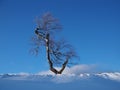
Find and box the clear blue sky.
[0,0,120,73]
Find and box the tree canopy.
[31,12,78,74]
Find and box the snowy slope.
[0,72,120,90]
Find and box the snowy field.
[0,65,120,90]
[0,72,120,90]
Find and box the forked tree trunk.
[45,34,68,74]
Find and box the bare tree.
[31,12,77,74]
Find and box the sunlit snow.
[0,65,120,90]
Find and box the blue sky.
[0,0,120,73]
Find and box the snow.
[96,72,120,81]
[0,65,120,90]
[0,72,120,90]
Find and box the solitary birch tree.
[31,12,77,74]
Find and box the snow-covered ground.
[0,72,120,90]
[0,65,120,90]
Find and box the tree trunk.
[46,34,68,74]
[58,59,68,74]
[45,34,57,74]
